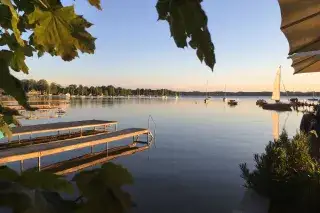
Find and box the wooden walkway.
[43,143,149,175]
[11,120,117,137]
[0,128,150,164]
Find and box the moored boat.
[256,99,267,106]
[262,66,292,112]
[228,99,238,106]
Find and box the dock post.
[115,124,117,131]
[38,156,41,171]
[20,160,24,173]
[106,142,109,156]
[18,135,20,143]
[80,128,83,137]
[91,146,93,153]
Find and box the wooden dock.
[11,120,117,137]
[0,128,150,165]
[42,143,149,175]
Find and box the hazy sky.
[15,0,320,92]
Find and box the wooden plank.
[11,120,117,136]
[43,144,149,175]
[0,128,149,164]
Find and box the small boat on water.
[256,99,267,106]
[56,108,66,114]
[228,99,238,106]
[262,66,292,112]
[290,98,298,103]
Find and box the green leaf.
[0,4,12,29]
[87,0,102,10]
[158,0,215,70]
[0,165,19,181]
[0,103,20,116]
[28,6,78,60]
[0,50,13,61]
[10,48,29,73]
[71,16,96,54]
[0,181,75,213]
[0,117,12,138]
[28,6,95,61]
[73,163,134,213]
[156,0,169,20]
[3,114,21,126]
[12,0,35,13]
[0,59,31,110]
[0,0,25,46]
[19,169,73,194]
[100,163,134,186]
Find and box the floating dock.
[0,128,151,169]
[43,143,149,175]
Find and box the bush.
[240,130,320,213]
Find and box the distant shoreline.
[180,92,318,97]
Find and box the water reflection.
[1,97,306,213]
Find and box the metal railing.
[148,115,157,147]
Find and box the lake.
[4,97,304,213]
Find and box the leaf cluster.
[156,0,215,70]
[0,162,134,213]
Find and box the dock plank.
[11,120,117,136]
[0,128,149,164]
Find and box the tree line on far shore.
[3,79,317,97]
[19,79,178,97]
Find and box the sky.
[14,0,320,92]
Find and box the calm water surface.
[7,97,303,213]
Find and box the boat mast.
[206,80,208,98]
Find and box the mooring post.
[38,156,41,171]
[20,160,24,173]
[80,128,83,136]
[106,142,109,156]
[18,135,20,143]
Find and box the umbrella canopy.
[278,0,320,74]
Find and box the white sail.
[271,66,281,101]
[272,111,279,141]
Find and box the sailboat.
[262,66,292,111]
[222,84,227,102]
[204,81,210,103]
[161,89,168,100]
